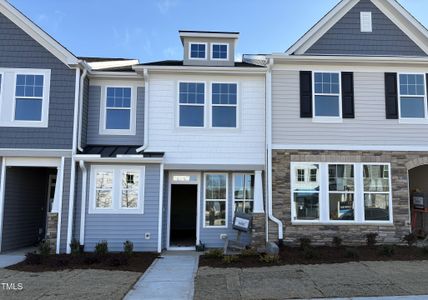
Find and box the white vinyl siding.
[272,70,428,147]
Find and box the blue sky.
[8,0,428,62]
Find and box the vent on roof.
[360,11,373,32]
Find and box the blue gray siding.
[0,12,77,149]
[83,164,161,252]
[86,86,145,146]
[80,77,90,149]
[305,0,427,56]
[162,171,168,250]
[1,167,49,251]
[59,158,72,252]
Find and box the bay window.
[204,173,227,227]
[291,163,392,224]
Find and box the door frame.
[167,172,201,250]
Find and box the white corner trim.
[157,163,164,253]
[0,0,78,66]
[272,144,428,152]
[56,157,65,254]
[79,161,87,246]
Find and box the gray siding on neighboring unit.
[1,167,49,251]
[0,12,76,149]
[272,70,428,146]
[304,0,427,56]
[86,86,145,146]
[73,167,82,241]
[162,171,168,250]
[84,164,161,252]
[59,158,72,253]
[80,77,90,149]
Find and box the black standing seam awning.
[81,145,164,158]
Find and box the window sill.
[291,221,394,226]
[398,119,428,125]
[88,209,143,215]
[312,118,343,124]
[99,129,136,136]
[0,121,48,128]
[203,225,228,229]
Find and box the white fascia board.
[371,0,428,55]
[0,0,78,66]
[272,144,428,152]
[179,32,239,39]
[74,155,163,164]
[88,71,142,79]
[88,60,140,70]
[285,0,359,55]
[133,65,266,75]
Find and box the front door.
[170,184,197,247]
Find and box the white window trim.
[290,162,393,225]
[232,173,254,218]
[312,71,343,123]
[210,82,239,129]
[177,81,207,128]
[188,42,208,60]
[9,69,51,128]
[89,165,145,214]
[397,72,428,124]
[99,86,136,135]
[360,12,373,33]
[203,172,228,229]
[210,43,229,61]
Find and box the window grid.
[105,87,132,130]
[313,72,341,118]
[204,174,228,228]
[212,44,228,60]
[398,73,427,119]
[328,164,355,221]
[190,43,206,59]
[233,174,255,215]
[15,74,44,121]
[211,83,237,128]
[179,82,205,127]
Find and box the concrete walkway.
[125,252,199,300]
[195,260,428,299]
[0,247,34,268]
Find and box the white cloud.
[156,0,178,14]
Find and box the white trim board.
[0,0,78,66]
[285,0,428,56]
[272,144,428,152]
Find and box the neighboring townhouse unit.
[0,0,84,254]
[73,31,267,252]
[267,0,428,245]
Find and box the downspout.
[79,160,87,246]
[136,68,149,153]
[77,64,89,152]
[266,58,284,243]
[66,67,82,253]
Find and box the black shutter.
[385,73,398,119]
[341,72,354,118]
[300,71,312,118]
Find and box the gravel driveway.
[195,260,428,299]
[0,268,141,300]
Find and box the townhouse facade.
[0,0,427,254]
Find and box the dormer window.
[212,43,228,60]
[189,43,207,60]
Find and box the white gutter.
[157,163,164,253]
[270,54,428,64]
[136,69,150,153]
[77,64,88,152]
[79,160,87,246]
[65,67,81,253]
[133,65,266,74]
[266,58,283,242]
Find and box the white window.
[178,82,205,127]
[0,69,51,127]
[100,86,136,135]
[233,174,254,215]
[189,43,207,60]
[204,173,227,228]
[313,72,341,119]
[297,169,305,182]
[90,166,145,214]
[360,12,373,32]
[398,74,427,119]
[211,43,228,60]
[291,163,392,224]
[211,83,237,128]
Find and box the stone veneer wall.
[47,212,58,253]
[269,150,428,246]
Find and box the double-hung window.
[291,163,392,224]
[189,43,206,59]
[104,87,132,133]
[313,72,341,118]
[212,43,228,60]
[204,174,227,227]
[90,166,145,214]
[212,83,237,128]
[179,82,205,127]
[15,74,45,121]
[233,174,254,214]
[398,74,426,119]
